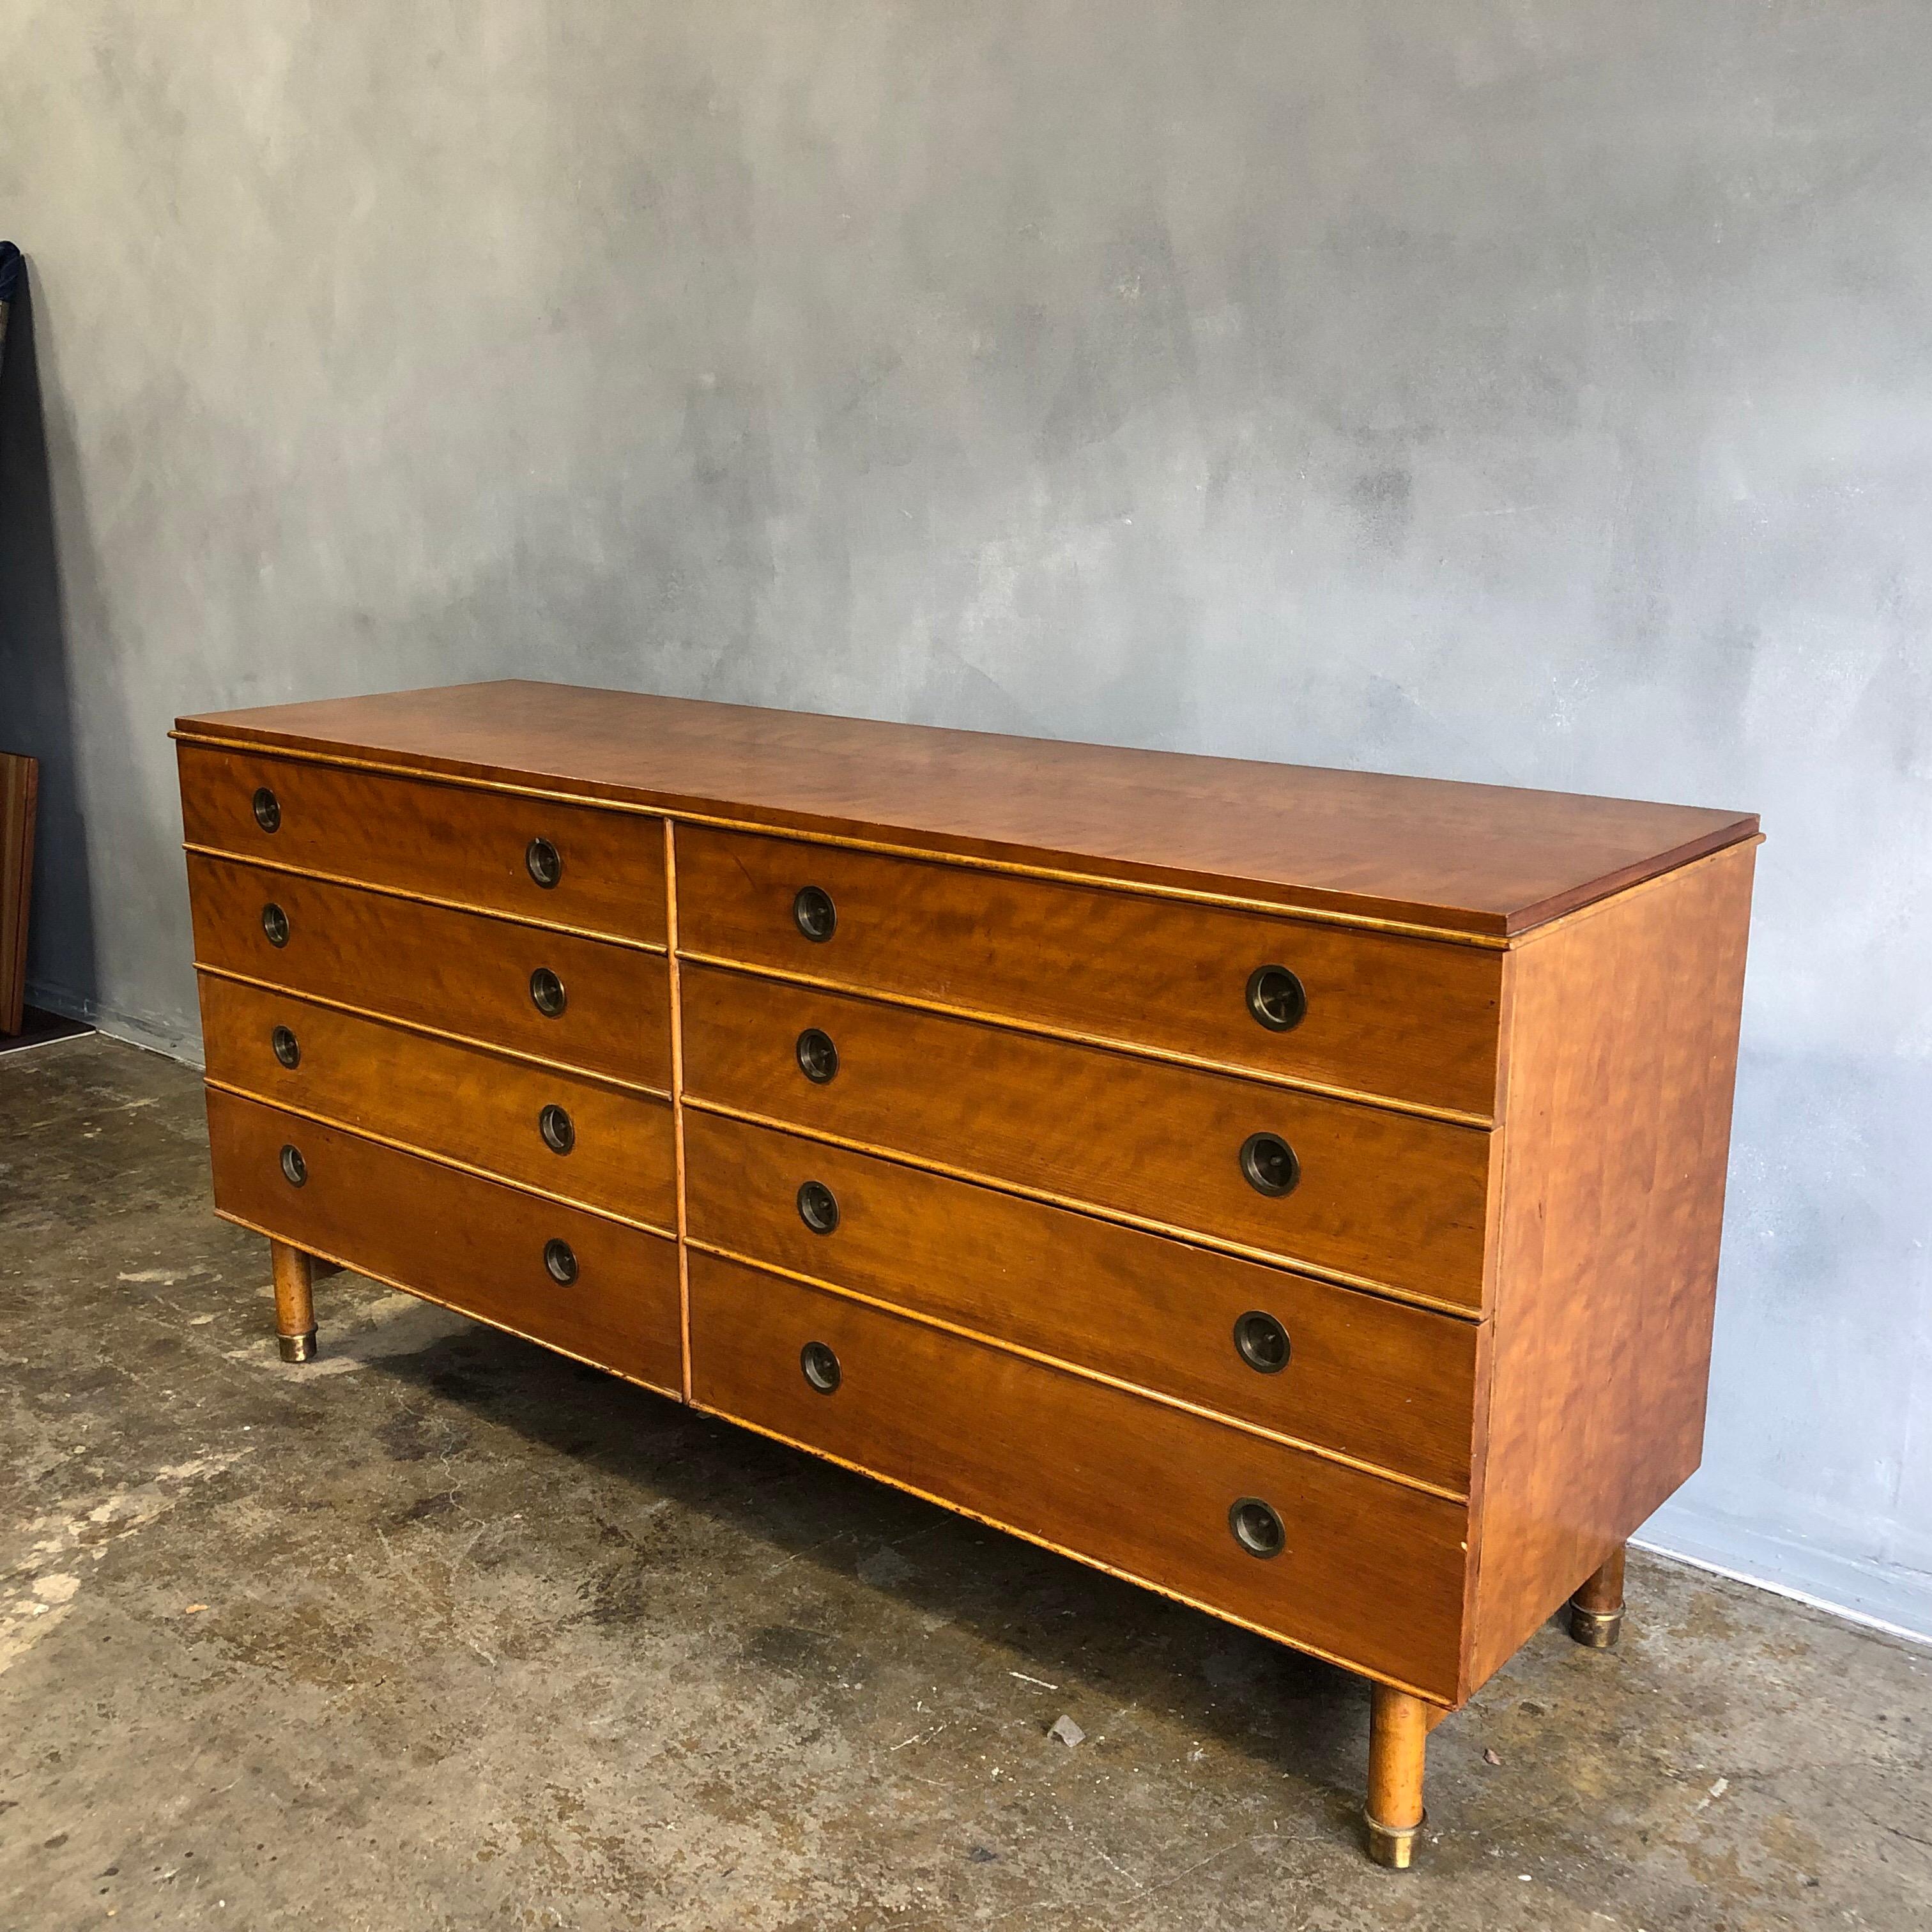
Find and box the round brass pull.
[526,838,562,889]
[1246,965,1306,1032]
[1229,1496,1285,1558]
[544,1238,578,1285]
[271,1024,301,1070]
[801,1340,841,1393]
[261,902,290,948]
[793,885,837,942]
[797,1180,839,1234]
[795,1027,838,1084]
[252,786,281,833]
[279,1143,307,1188]
[539,1104,575,1154]
[1233,1310,1290,1374]
[530,967,567,1017]
[1239,1131,1300,1197]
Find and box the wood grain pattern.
[179,741,666,944]
[688,1249,1470,1699]
[207,1087,682,1395]
[1463,840,1756,1690]
[174,682,1759,937]
[1367,1684,1431,1836]
[198,974,677,1230]
[271,1239,314,1344]
[684,1110,1480,1494]
[680,963,1496,1308]
[187,852,671,1089]
[0,752,35,1035]
[675,824,1503,1119]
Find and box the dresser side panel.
[1465,842,1756,1693]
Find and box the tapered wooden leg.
[1568,1544,1627,1648]
[271,1239,318,1362]
[1365,1682,1430,1869]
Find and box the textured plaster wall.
[3,3,1928,1632]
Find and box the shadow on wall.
[0,256,98,1013]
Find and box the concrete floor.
[3,1036,1928,1932]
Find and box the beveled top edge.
[174,680,1760,941]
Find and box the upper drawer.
[674,826,1503,1120]
[199,974,677,1231]
[680,965,1493,1310]
[187,853,672,1090]
[684,1110,1479,1494]
[178,743,666,946]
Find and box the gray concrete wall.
[3,3,1928,1634]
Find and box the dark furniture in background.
[0,753,36,1035]
[0,245,34,1036]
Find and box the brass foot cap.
[277,1330,318,1364]
[1568,1601,1625,1648]
[1364,1810,1425,1869]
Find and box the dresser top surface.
[175,680,1757,938]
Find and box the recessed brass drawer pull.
[544,1238,578,1285]
[793,884,837,941]
[252,786,281,832]
[1229,1496,1285,1558]
[800,1340,841,1392]
[1245,964,1306,1032]
[270,1024,300,1070]
[1233,1310,1290,1374]
[795,1027,838,1084]
[539,1104,575,1154]
[279,1143,307,1187]
[796,1180,839,1233]
[1239,1131,1299,1197]
[529,967,567,1016]
[526,837,562,888]
[261,902,290,948]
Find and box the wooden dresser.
[172,682,1759,1867]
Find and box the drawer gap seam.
[680,1096,1489,1322]
[182,843,669,954]
[679,951,1496,1129]
[205,1079,678,1241]
[193,965,673,1098]
[685,1236,1471,1503]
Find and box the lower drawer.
[199,974,677,1230]
[685,1111,1478,1494]
[688,1251,1469,1699]
[206,1088,682,1394]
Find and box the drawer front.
[680,965,1493,1308]
[188,853,671,1089]
[686,1112,1478,1493]
[206,1088,682,1393]
[689,1252,1468,1698]
[179,742,667,944]
[199,975,677,1230]
[675,825,1501,1119]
